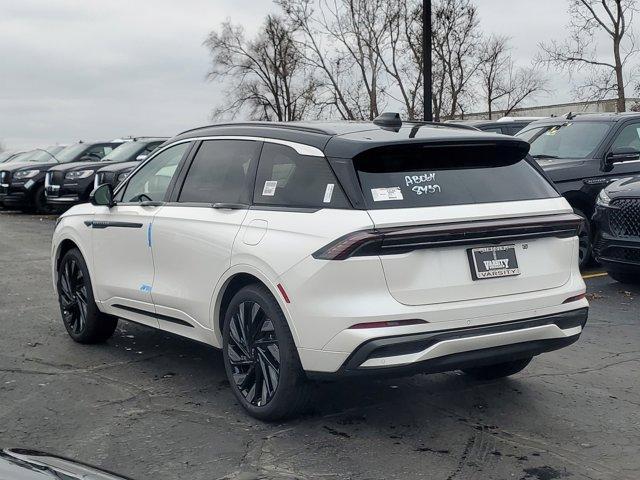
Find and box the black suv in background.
[1,141,122,212]
[593,176,640,283]
[45,138,166,208]
[448,117,541,136]
[517,113,640,267]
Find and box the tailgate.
[368,198,578,306]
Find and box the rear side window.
[355,144,558,209]
[253,143,350,208]
[178,140,261,204]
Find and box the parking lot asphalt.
[0,210,638,480]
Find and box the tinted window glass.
[119,143,188,202]
[178,140,260,204]
[611,123,640,150]
[254,143,349,208]
[56,144,89,163]
[526,122,611,158]
[482,126,502,133]
[355,144,558,210]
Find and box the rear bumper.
[307,307,587,378]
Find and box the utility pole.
[423,0,433,121]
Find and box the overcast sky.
[0,0,587,149]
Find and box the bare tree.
[431,0,482,120]
[203,15,318,121]
[538,0,638,112]
[377,0,423,120]
[479,36,548,118]
[278,0,391,120]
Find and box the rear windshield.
[354,144,558,209]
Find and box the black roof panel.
[170,120,525,158]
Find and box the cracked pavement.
[0,211,639,480]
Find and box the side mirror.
[135,154,148,161]
[602,146,640,172]
[90,183,114,207]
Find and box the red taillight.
[563,293,586,304]
[349,319,426,329]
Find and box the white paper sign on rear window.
[262,180,278,196]
[323,183,334,203]
[371,187,404,201]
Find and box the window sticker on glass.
[262,180,278,196]
[371,187,404,201]
[323,183,334,203]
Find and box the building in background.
[458,98,640,120]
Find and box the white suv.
[51,117,589,420]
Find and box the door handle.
[212,203,249,210]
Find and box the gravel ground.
[0,210,638,480]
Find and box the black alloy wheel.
[222,284,310,420]
[226,301,281,407]
[59,255,89,336]
[57,248,118,343]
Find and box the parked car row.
[0,138,166,212]
[515,112,640,282]
[0,112,632,420]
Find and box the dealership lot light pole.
[423,0,433,122]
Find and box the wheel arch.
[210,265,297,348]
[563,191,594,218]
[52,228,94,295]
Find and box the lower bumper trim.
[308,308,588,379]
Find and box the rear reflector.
[563,293,586,304]
[277,283,290,303]
[349,319,426,329]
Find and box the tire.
[462,357,532,380]
[33,185,55,214]
[57,248,118,344]
[222,284,310,421]
[574,209,592,269]
[608,270,640,285]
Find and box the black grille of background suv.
[610,198,640,238]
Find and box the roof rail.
[496,116,545,123]
[177,122,330,137]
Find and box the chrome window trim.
[113,135,325,197]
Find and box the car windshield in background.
[55,144,87,163]
[523,122,611,159]
[101,142,144,162]
[26,148,61,163]
[354,144,558,209]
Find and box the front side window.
[355,144,558,210]
[253,143,349,208]
[610,123,640,151]
[178,140,261,204]
[521,122,611,159]
[118,143,189,202]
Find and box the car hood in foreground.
[603,176,640,199]
[0,448,133,479]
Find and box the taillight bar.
[313,213,582,261]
